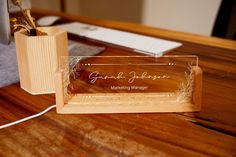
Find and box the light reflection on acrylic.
[60,56,198,104]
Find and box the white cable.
[0,105,56,129]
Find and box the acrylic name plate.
[55,56,202,114]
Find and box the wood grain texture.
[1,9,236,157]
[14,27,68,94]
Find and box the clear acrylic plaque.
[55,56,202,114]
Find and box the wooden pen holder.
[14,27,68,95]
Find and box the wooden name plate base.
[55,56,202,114]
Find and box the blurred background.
[24,0,236,40]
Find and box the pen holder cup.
[14,27,68,95]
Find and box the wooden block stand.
[55,66,202,114]
[15,27,68,94]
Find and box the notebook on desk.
[57,22,182,56]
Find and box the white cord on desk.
[0,105,56,129]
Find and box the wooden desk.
[1,9,236,157]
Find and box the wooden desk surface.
[1,9,236,157]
